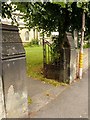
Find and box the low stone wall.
[76,48,89,78]
[83,48,90,71]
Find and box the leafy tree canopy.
[1,1,90,40]
[1,2,13,18]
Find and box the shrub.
[83,42,90,48]
[23,39,40,47]
[23,42,31,47]
[30,39,39,46]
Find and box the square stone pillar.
[0,24,28,118]
[59,32,77,84]
[0,24,6,119]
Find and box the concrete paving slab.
[27,78,68,116]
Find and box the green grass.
[24,46,43,79]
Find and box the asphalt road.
[31,68,89,118]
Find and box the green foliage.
[1,2,19,25]
[2,2,90,32]
[1,2,12,18]
[77,2,89,12]
[23,42,31,47]
[28,96,32,105]
[83,42,90,48]
[51,37,61,65]
[13,2,90,45]
[53,2,66,8]
[14,2,70,36]
[2,2,90,42]
[30,39,39,46]
[23,39,39,47]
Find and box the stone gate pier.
[0,24,28,119]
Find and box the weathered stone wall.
[0,77,6,119]
[61,33,77,84]
[83,48,90,71]
[69,49,77,83]
[0,25,6,119]
[0,24,28,119]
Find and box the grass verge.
[24,46,43,78]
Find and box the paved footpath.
[27,77,68,116]
[28,67,89,118]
